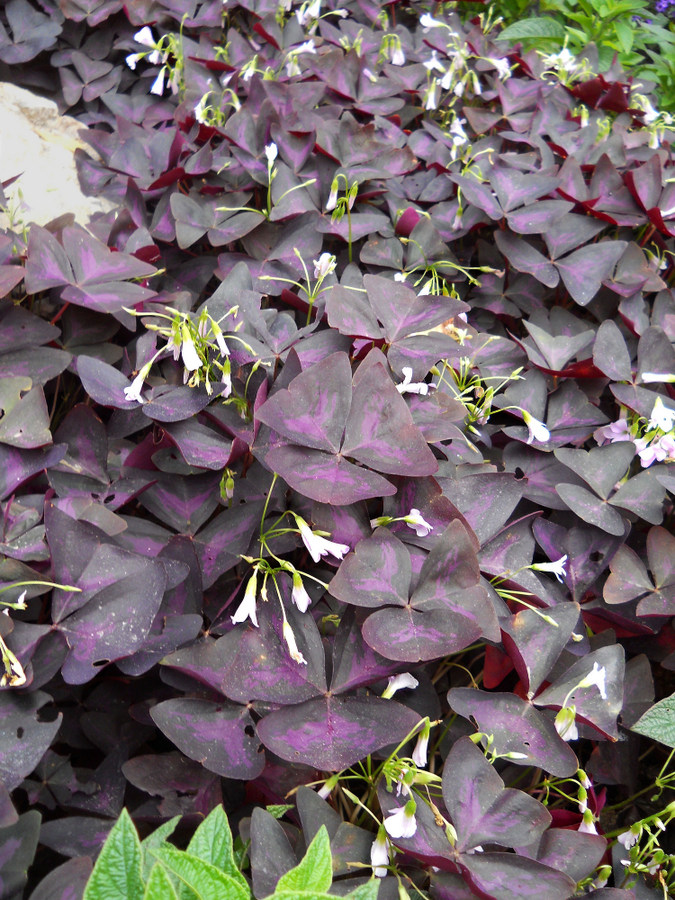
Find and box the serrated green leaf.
[266,804,295,819]
[141,817,182,882]
[185,807,248,893]
[344,880,381,900]
[497,17,567,41]
[631,693,675,749]
[275,826,332,895]
[150,846,250,900]
[83,809,144,900]
[144,864,179,900]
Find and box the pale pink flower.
[595,418,631,445]
[404,509,433,537]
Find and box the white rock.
[0,82,116,230]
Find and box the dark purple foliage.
[0,1,672,898]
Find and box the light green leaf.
[271,893,336,900]
[144,864,179,900]
[150,846,250,900]
[83,809,144,900]
[185,806,247,891]
[344,881,381,900]
[497,17,567,41]
[631,692,675,749]
[275,826,332,895]
[141,817,182,881]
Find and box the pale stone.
[0,82,116,231]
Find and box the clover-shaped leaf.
[604,526,675,615]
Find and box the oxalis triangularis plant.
[0,1,674,898]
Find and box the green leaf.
[271,894,336,900]
[144,864,179,900]
[141,817,182,882]
[83,809,145,900]
[266,804,295,819]
[631,692,675,749]
[150,846,250,900]
[344,881,381,900]
[497,17,567,40]
[275,826,332,895]
[186,806,248,891]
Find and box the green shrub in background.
[82,806,379,900]
[461,0,675,110]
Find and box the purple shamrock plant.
[0,2,673,898]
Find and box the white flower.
[291,571,312,613]
[325,179,339,212]
[296,0,321,26]
[194,94,209,124]
[640,372,675,384]
[296,40,316,55]
[648,396,675,432]
[397,367,431,395]
[181,333,202,372]
[296,517,350,563]
[394,272,406,282]
[150,68,166,96]
[370,828,389,877]
[384,800,417,839]
[554,705,578,741]
[123,368,149,404]
[453,80,465,97]
[412,725,430,767]
[313,252,336,280]
[382,672,419,698]
[125,52,142,70]
[420,13,443,27]
[490,57,511,80]
[578,811,598,835]
[617,827,640,850]
[231,570,259,627]
[423,50,445,73]
[390,44,405,66]
[424,81,440,111]
[531,554,568,583]
[265,142,278,164]
[640,98,659,124]
[286,56,301,77]
[215,331,230,358]
[522,410,550,444]
[133,26,156,48]
[283,620,308,665]
[404,509,433,537]
[221,360,232,399]
[578,661,607,700]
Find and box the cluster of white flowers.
[123,311,233,404]
[125,26,180,96]
[538,46,592,86]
